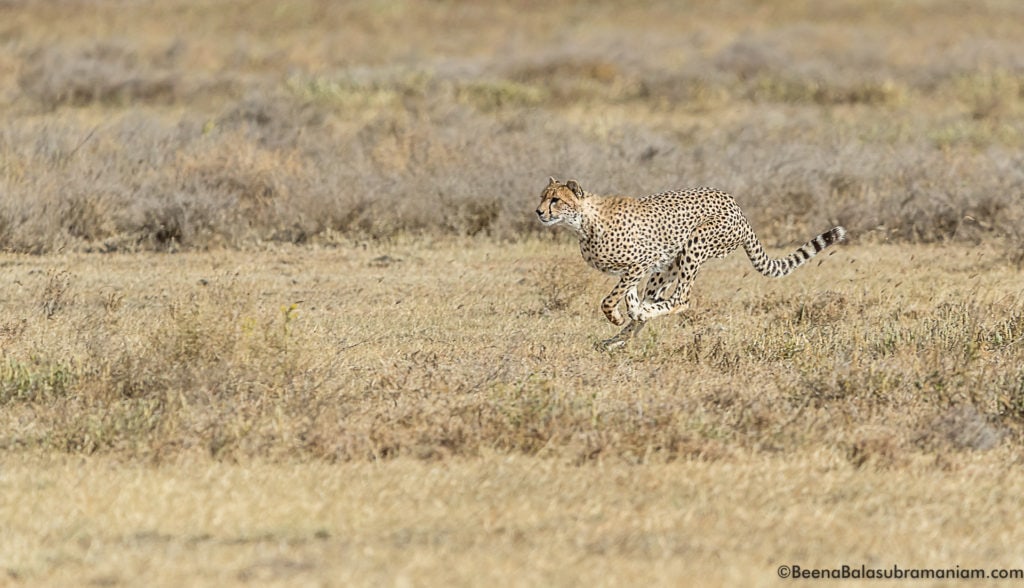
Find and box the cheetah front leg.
[598,319,647,351]
[597,268,648,351]
[600,268,646,326]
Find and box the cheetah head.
[535,177,585,230]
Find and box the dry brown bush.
[18,41,182,110]
[1,1,1023,254]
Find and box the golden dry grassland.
[5,450,1024,587]
[2,241,1024,585]
[2,0,1024,586]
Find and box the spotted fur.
[535,177,846,349]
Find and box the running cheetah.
[535,177,846,350]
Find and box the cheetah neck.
[574,195,608,242]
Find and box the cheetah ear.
[548,176,558,186]
[566,180,584,198]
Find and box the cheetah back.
[580,187,747,274]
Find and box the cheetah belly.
[578,226,673,276]
[580,243,623,275]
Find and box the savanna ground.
[2,0,1024,586]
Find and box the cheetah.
[535,177,846,350]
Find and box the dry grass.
[3,0,1024,584]
[2,240,1022,463]
[1,0,1023,252]
[5,450,1024,587]
[1,240,1024,584]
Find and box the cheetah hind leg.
[637,263,681,320]
[662,241,714,316]
[597,319,646,351]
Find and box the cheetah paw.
[597,336,628,351]
[603,309,626,326]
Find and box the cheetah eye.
[550,197,560,204]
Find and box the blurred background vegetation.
[1,0,1022,254]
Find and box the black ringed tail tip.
[828,226,847,244]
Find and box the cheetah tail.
[743,226,846,278]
